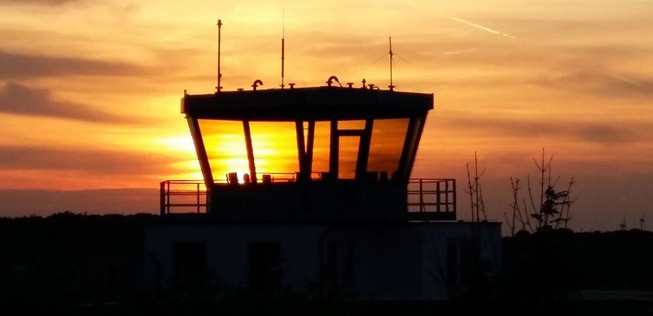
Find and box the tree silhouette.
[466,151,487,222]
[505,149,575,235]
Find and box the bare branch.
[479,183,487,221]
[466,162,475,222]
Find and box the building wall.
[419,222,502,299]
[143,221,501,300]
[144,224,326,292]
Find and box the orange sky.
[0,0,651,232]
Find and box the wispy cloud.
[0,0,82,6]
[450,17,516,39]
[0,82,141,123]
[535,66,653,99]
[441,115,651,145]
[0,144,176,175]
[0,50,148,79]
[440,48,478,55]
[610,74,643,88]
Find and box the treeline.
[0,212,157,305]
[500,229,653,301]
[2,212,653,308]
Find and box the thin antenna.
[388,37,395,91]
[216,19,223,94]
[281,10,285,89]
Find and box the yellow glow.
[157,135,196,153]
[250,122,299,176]
[199,120,249,182]
[338,136,360,179]
[168,160,203,180]
[312,121,331,175]
[338,120,366,130]
[194,119,417,182]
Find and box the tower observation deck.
[161,82,456,222]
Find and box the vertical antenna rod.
[216,19,223,94]
[281,10,285,89]
[388,37,395,91]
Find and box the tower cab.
[178,83,454,222]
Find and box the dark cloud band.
[0,82,140,123]
[0,50,147,79]
[0,144,177,176]
[0,0,82,6]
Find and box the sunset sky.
[1,0,651,232]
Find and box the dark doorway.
[447,239,472,285]
[172,241,207,287]
[326,240,354,292]
[248,242,281,291]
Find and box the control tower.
[147,53,500,300]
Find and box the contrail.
[441,48,477,55]
[451,17,515,39]
[611,74,642,87]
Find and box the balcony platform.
[160,178,456,223]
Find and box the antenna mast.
[216,19,223,94]
[281,10,285,89]
[388,37,395,91]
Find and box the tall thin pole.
[216,19,223,94]
[388,37,395,91]
[281,36,285,88]
[281,10,285,88]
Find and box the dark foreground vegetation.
[1,212,653,315]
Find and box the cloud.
[0,82,140,123]
[535,67,653,99]
[441,114,650,145]
[0,50,148,79]
[0,144,177,176]
[0,0,82,6]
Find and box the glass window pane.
[339,136,360,179]
[198,119,248,183]
[312,121,331,179]
[368,118,409,178]
[338,120,365,130]
[249,122,299,181]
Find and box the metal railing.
[160,180,206,215]
[407,178,456,215]
[160,177,457,219]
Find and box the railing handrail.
[160,180,206,215]
[160,177,457,219]
[407,178,456,216]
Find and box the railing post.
[166,181,171,214]
[159,181,165,215]
[419,179,424,212]
[444,180,449,212]
[196,182,201,213]
[452,179,457,216]
[436,180,441,213]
